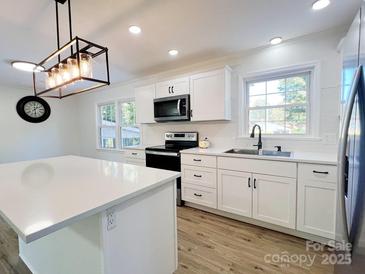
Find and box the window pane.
[267,93,285,106]
[286,75,308,92]
[286,122,306,134]
[249,95,266,107]
[100,104,116,126]
[267,107,285,121]
[120,126,141,147]
[266,121,285,134]
[100,127,116,149]
[120,101,136,127]
[249,109,265,121]
[267,79,285,94]
[286,90,306,104]
[249,82,266,96]
[286,105,307,122]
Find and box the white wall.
[0,86,80,163]
[76,27,344,161]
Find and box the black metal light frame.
[32,0,110,99]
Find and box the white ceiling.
[0,0,362,90]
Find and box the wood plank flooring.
[0,206,334,274]
[175,207,334,274]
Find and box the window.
[246,71,311,135]
[98,103,116,149]
[97,100,141,149]
[119,101,141,147]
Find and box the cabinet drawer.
[182,165,217,188]
[125,158,146,167]
[182,183,217,208]
[124,149,145,160]
[298,164,337,184]
[181,154,217,168]
[218,157,296,178]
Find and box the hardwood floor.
[0,206,334,274]
[174,207,334,274]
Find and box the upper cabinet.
[135,84,156,124]
[155,77,190,98]
[190,67,232,121]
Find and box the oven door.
[154,95,190,122]
[145,150,183,206]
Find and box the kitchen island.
[0,156,180,274]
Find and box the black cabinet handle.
[132,153,138,156]
[194,193,202,197]
[168,86,171,94]
[248,177,251,188]
[193,159,202,162]
[194,174,202,178]
[172,86,174,93]
[313,170,329,175]
[253,178,257,189]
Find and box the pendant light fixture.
[29,0,110,99]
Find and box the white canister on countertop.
[199,137,211,149]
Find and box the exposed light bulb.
[46,71,56,89]
[67,58,80,79]
[80,53,93,77]
[59,63,71,82]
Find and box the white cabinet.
[155,77,189,98]
[135,84,155,124]
[252,174,297,229]
[297,164,337,239]
[182,183,217,208]
[190,67,231,121]
[124,149,146,166]
[218,170,252,217]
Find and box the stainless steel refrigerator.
[336,3,365,273]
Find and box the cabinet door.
[190,68,231,121]
[252,174,296,229]
[155,77,189,98]
[135,84,155,124]
[218,170,252,217]
[297,164,337,239]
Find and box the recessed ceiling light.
[129,25,141,34]
[168,49,179,56]
[312,0,330,10]
[270,37,282,45]
[11,61,45,72]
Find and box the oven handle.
[145,151,180,157]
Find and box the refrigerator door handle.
[338,65,363,243]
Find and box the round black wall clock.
[16,96,51,123]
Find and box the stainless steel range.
[145,132,199,206]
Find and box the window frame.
[240,62,320,139]
[96,98,141,150]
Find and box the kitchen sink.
[224,149,291,157]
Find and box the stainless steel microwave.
[154,94,190,122]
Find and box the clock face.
[24,101,46,118]
[16,96,51,123]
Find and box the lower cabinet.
[297,164,337,239]
[218,170,252,217]
[182,183,217,208]
[218,170,296,229]
[252,174,297,229]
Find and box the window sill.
[237,136,322,142]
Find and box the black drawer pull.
[194,193,202,197]
[313,170,329,175]
[194,174,202,178]
[193,159,202,162]
[248,177,251,188]
[253,178,257,189]
[132,153,138,156]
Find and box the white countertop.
[181,147,337,165]
[0,156,180,243]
